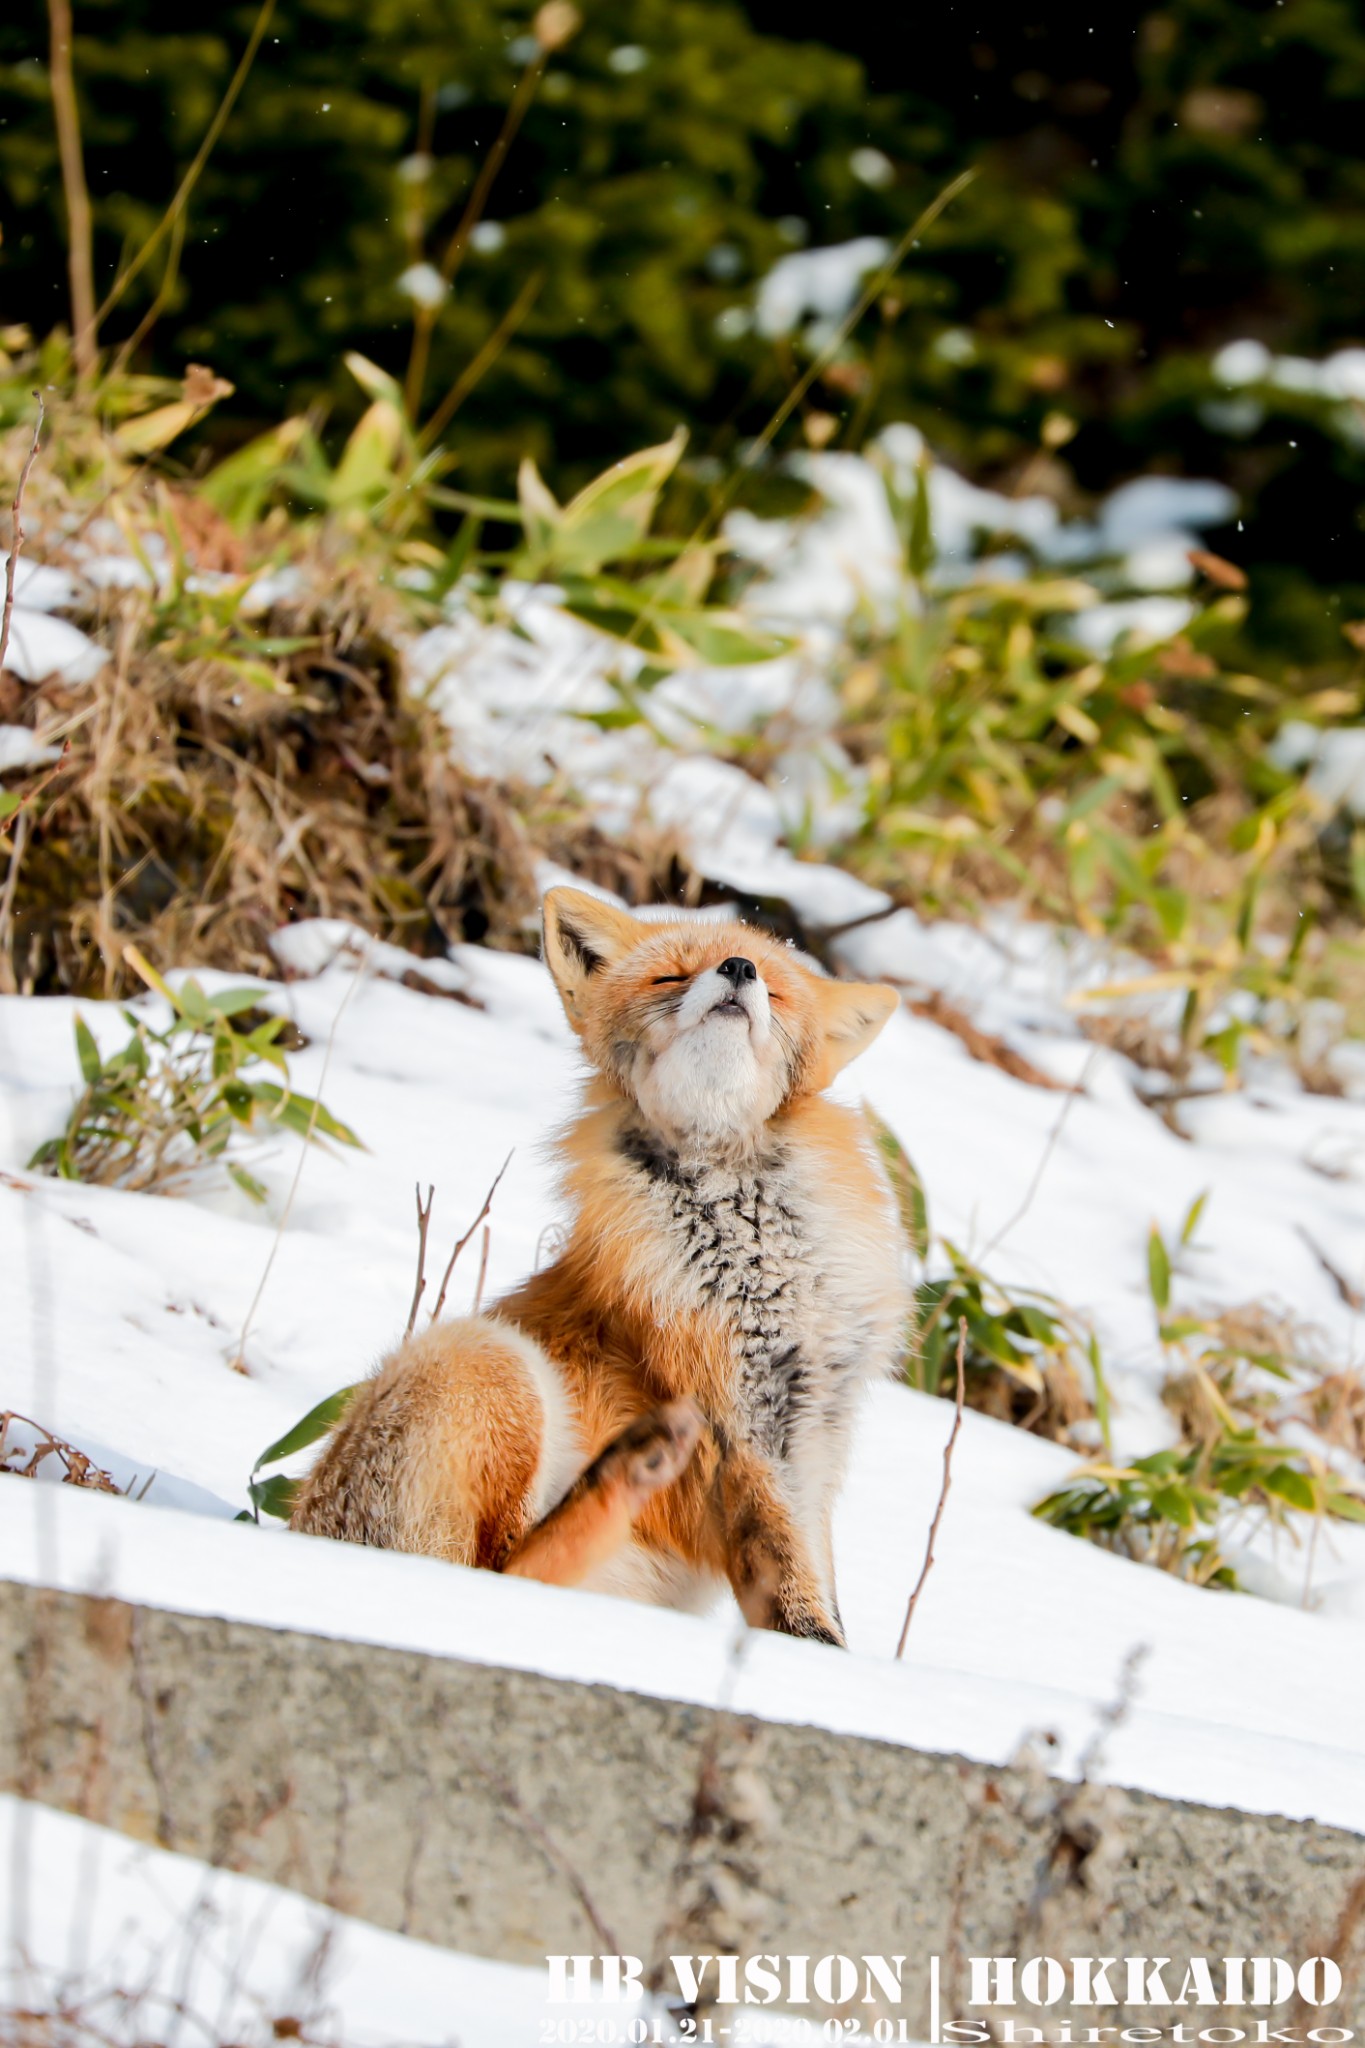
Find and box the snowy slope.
[0,1795,676,2048]
[4,912,1365,1835]
[5,436,1365,1887]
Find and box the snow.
[0,1795,647,2047]
[1,605,108,684]
[1271,719,1365,819]
[6,415,1365,2041]
[0,724,63,772]
[11,559,79,611]
[754,237,892,339]
[1067,594,1196,656]
[1214,338,1365,407]
[5,898,1365,1837]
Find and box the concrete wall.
[4,1579,1363,2030]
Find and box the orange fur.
[292,891,909,1643]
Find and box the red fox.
[290,888,908,1644]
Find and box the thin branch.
[979,1042,1100,1267]
[429,1150,512,1324]
[737,167,976,481]
[47,0,96,384]
[403,46,549,420]
[405,1182,436,1339]
[91,0,277,341]
[231,961,361,1373]
[472,1223,492,1314]
[896,1317,966,1659]
[109,207,187,380]
[0,395,46,678]
[418,268,544,450]
[1297,1223,1365,1313]
[455,1741,620,1954]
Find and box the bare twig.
[455,1739,620,1953]
[0,1409,120,1492]
[91,0,277,342]
[1298,1224,1365,1312]
[109,208,187,379]
[231,962,362,1373]
[405,1182,436,1338]
[472,1223,492,1314]
[0,394,46,678]
[404,16,567,421]
[418,268,544,449]
[896,1317,967,1658]
[47,0,96,382]
[733,168,976,481]
[130,1609,177,1847]
[429,1150,512,1323]
[1292,1868,1365,2026]
[1,741,70,995]
[979,1043,1101,1266]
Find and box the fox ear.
[809,979,900,1085]
[542,888,642,1028]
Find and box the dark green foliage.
[4,0,1365,623]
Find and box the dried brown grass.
[965,1355,1095,1446]
[1,536,689,999]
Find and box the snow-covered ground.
[1,1794,570,2048]
[5,904,1365,1828]
[6,430,1365,2037]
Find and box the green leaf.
[1088,1333,1113,1457]
[207,986,272,1019]
[330,399,409,509]
[547,432,686,575]
[653,607,793,668]
[174,977,212,1026]
[74,1016,103,1086]
[221,1080,255,1123]
[248,1473,301,1521]
[1204,1021,1245,1075]
[1350,829,1365,911]
[227,1162,268,1203]
[1134,1448,1183,1476]
[1149,1483,1198,1529]
[344,349,405,407]
[0,790,20,822]
[516,455,562,566]
[252,1384,359,1475]
[1016,1303,1060,1346]
[863,1102,929,1259]
[1262,1465,1317,1513]
[1180,1190,1209,1248]
[1151,888,1189,944]
[648,542,716,606]
[908,453,935,580]
[248,1083,363,1148]
[1147,1225,1171,1312]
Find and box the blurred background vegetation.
[3,0,1365,662]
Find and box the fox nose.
[716,956,757,986]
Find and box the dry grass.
[0,1412,122,1493]
[0,489,690,999]
[1301,1370,1365,1462]
[965,1354,1096,1446]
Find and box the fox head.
[542,888,899,1150]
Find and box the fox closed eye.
[651,974,691,985]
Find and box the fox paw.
[603,1399,706,1510]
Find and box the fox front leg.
[712,1444,846,1647]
